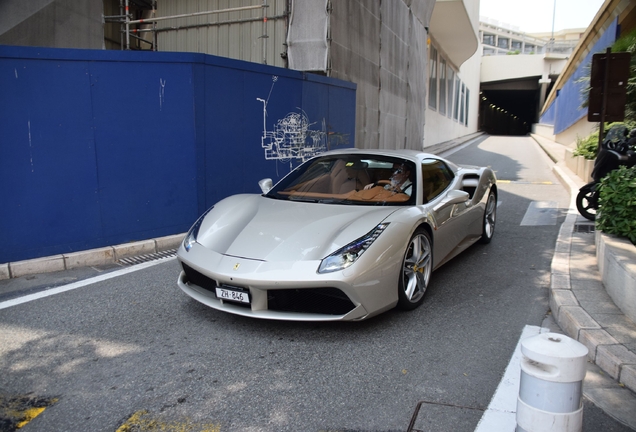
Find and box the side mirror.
[433,189,469,211]
[258,178,273,194]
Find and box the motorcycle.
[576,125,636,221]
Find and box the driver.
[364,163,412,196]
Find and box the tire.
[479,189,497,244]
[397,228,433,310]
[576,184,597,221]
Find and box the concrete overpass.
[480,53,569,135]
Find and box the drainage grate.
[573,224,595,233]
[118,249,177,266]
[407,400,484,432]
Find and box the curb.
[0,233,185,280]
[537,137,636,395]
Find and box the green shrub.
[597,165,636,244]
[573,121,636,160]
[573,131,599,159]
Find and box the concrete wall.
[481,55,567,84]
[0,45,356,264]
[0,0,104,49]
[532,123,557,142]
[328,1,435,150]
[596,231,636,325]
[557,117,598,147]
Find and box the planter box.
[564,148,594,182]
[596,231,636,323]
[582,158,594,183]
[565,148,577,173]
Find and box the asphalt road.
[0,135,632,431]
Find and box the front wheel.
[576,184,597,221]
[397,228,433,310]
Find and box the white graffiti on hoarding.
[257,76,327,163]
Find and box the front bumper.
[176,243,400,321]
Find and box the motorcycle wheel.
[576,184,597,221]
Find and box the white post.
[125,0,130,50]
[516,333,588,432]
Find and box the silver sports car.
[177,149,497,321]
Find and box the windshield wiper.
[318,198,354,205]
[289,197,319,203]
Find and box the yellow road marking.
[117,410,221,432]
[497,180,555,185]
[0,394,57,430]
[16,407,46,428]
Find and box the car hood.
[196,194,399,262]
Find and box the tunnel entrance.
[479,88,540,136]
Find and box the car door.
[420,159,472,267]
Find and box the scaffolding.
[103,0,271,63]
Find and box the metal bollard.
[516,332,589,432]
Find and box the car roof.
[320,148,459,170]
[323,148,431,158]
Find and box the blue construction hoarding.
[0,45,356,263]
[540,18,618,134]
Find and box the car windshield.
[265,154,417,206]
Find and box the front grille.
[267,288,356,315]
[181,263,217,293]
[182,263,355,315]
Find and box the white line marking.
[0,256,176,310]
[474,325,549,432]
[439,136,484,158]
[520,201,558,226]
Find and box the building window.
[524,44,535,54]
[453,77,461,120]
[459,83,466,124]
[439,57,447,115]
[428,46,438,109]
[498,38,509,49]
[511,40,522,51]
[483,34,495,45]
[465,89,470,126]
[447,67,455,119]
[483,48,496,56]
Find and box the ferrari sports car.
[177,149,497,321]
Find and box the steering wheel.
[375,180,402,193]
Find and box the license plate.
[215,286,250,304]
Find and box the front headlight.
[318,223,390,273]
[183,207,213,252]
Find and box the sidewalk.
[533,133,636,429]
